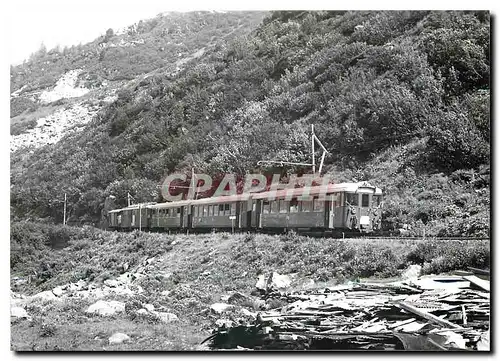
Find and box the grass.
[10,222,490,350]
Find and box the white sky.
[5,0,494,65]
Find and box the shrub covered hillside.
[10,11,490,236]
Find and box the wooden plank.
[467,267,490,276]
[462,275,490,292]
[396,301,464,330]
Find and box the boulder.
[270,272,292,289]
[210,303,233,314]
[104,279,120,288]
[108,332,130,345]
[255,274,267,290]
[136,308,149,315]
[32,290,59,302]
[11,306,29,319]
[402,265,422,280]
[227,292,250,306]
[86,300,125,316]
[52,286,64,297]
[143,304,155,312]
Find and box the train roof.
[108,202,157,213]
[251,182,382,200]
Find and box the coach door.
[326,195,335,229]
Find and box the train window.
[231,203,236,215]
[117,215,122,224]
[346,193,358,206]
[177,208,181,217]
[131,214,136,226]
[224,204,231,215]
[212,205,217,216]
[289,199,299,213]
[207,205,212,216]
[263,201,270,214]
[301,201,312,212]
[202,206,208,217]
[271,201,278,213]
[362,194,369,207]
[313,198,324,212]
[279,200,288,213]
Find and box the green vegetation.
[11,222,490,296]
[10,222,490,350]
[10,11,490,237]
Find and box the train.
[108,181,383,234]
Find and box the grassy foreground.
[10,222,490,351]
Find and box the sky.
[6,1,194,65]
[6,0,493,65]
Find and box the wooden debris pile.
[205,270,490,351]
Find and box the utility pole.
[63,193,67,225]
[139,204,142,232]
[127,192,131,207]
[311,124,316,175]
[257,124,329,176]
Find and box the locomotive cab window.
[346,193,358,206]
[361,194,369,207]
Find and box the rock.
[210,303,233,314]
[11,306,29,319]
[52,286,64,297]
[136,308,149,315]
[32,290,59,302]
[122,262,129,272]
[161,290,171,297]
[86,300,125,316]
[75,280,87,290]
[104,279,120,288]
[227,292,250,306]
[143,304,155,312]
[108,332,130,345]
[156,312,178,323]
[402,265,422,280]
[270,272,292,289]
[255,274,267,290]
[117,272,135,284]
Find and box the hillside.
[10,223,490,350]
[10,10,490,237]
